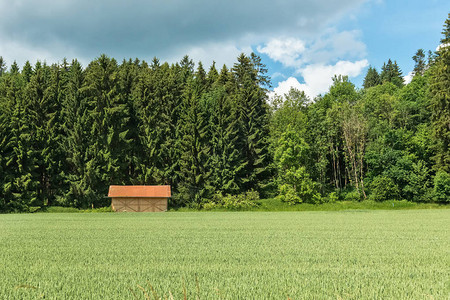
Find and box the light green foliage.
[270,87,309,142]
[277,167,317,204]
[432,171,450,203]
[368,176,400,201]
[203,190,259,210]
[277,183,301,204]
[0,211,448,299]
[344,190,363,201]
[327,191,339,203]
[403,160,432,202]
[274,127,317,203]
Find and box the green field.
[1,210,449,299]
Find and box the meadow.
[0,210,449,299]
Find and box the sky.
[0,0,448,99]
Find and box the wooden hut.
[108,185,171,212]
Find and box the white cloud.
[403,71,414,85]
[0,0,366,68]
[0,35,82,68]
[270,77,308,99]
[257,38,305,67]
[166,41,253,69]
[272,59,369,99]
[258,29,368,100]
[257,29,366,68]
[436,43,450,51]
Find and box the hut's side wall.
[111,197,168,212]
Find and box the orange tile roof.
[108,185,171,198]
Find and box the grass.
[0,210,449,299]
[253,199,449,211]
[43,206,114,213]
[173,199,449,212]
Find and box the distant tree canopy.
[0,15,449,212]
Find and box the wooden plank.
[111,197,167,212]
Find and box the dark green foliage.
[381,59,404,87]
[441,13,450,44]
[232,54,272,194]
[177,79,212,206]
[412,49,426,76]
[429,13,450,173]
[205,84,243,195]
[1,16,450,211]
[0,56,6,76]
[0,70,39,211]
[60,59,94,207]
[363,66,381,89]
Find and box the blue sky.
[260,1,449,98]
[0,0,448,98]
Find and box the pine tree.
[412,49,426,76]
[363,66,381,89]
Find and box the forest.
[0,16,449,212]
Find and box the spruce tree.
[363,66,381,89]
[22,61,33,83]
[0,56,6,77]
[132,58,163,184]
[177,71,212,206]
[381,59,404,87]
[81,54,131,206]
[0,69,39,210]
[61,60,95,207]
[24,62,52,206]
[206,79,243,195]
[117,58,141,182]
[231,53,272,194]
[206,62,219,88]
[429,13,450,172]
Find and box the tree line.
[0,15,449,212]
